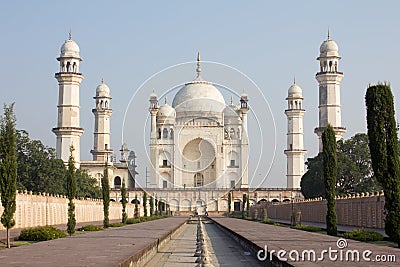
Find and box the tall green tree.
[102,161,110,228]
[121,180,127,224]
[323,125,338,236]
[301,154,324,198]
[134,194,139,219]
[66,146,76,236]
[242,194,247,219]
[0,103,17,248]
[227,191,232,214]
[149,196,154,216]
[301,133,383,198]
[143,191,148,217]
[366,83,400,247]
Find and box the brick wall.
[251,192,385,229]
[0,191,135,230]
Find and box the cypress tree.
[155,197,158,216]
[323,124,338,236]
[143,191,148,217]
[121,180,127,224]
[227,192,232,214]
[149,196,154,216]
[0,103,17,248]
[242,194,246,219]
[366,83,400,247]
[134,194,139,219]
[66,146,77,236]
[102,161,110,228]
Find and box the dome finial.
[327,27,330,40]
[230,95,233,105]
[69,29,72,40]
[293,75,296,85]
[101,76,104,84]
[164,96,167,104]
[196,51,201,78]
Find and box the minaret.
[149,90,159,187]
[284,79,307,189]
[52,32,84,167]
[315,31,346,152]
[239,90,249,188]
[90,79,113,162]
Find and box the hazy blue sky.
[1,1,399,187]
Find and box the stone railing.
[250,191,385,229]
[0,191,135,230]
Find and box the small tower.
[149,91,159,187]
[90,79,113,162]
[52,32,84,167]
[239,90,249,188]
[315,31,346,152]
[284,80,307,189]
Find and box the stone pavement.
[211,217,400,267]
[0,217,188,267]
[145,219,262,267]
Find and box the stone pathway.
[0,217,188,267]
[145,219,262,267]
[211,217,400,267]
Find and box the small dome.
[319,38,339,57]
[288,83,302,95]
[96,81,110,96]
[223,104,239,117]
[60,39,80,58]
[158,103,176,117]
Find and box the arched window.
[114,176,121,188]
[72,62,77,72]
[66,61,71,72]
[163,128,168,138]
[105,101,108,108]
[170,128,174,139]
[100,100,104,109]
[158,128,161,139]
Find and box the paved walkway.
[211,217,400,267]
[145,219,262,267]
[273,219,387,236]
[0,217,188,267]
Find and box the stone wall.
[251,192,385,229]
[0,191,135,230]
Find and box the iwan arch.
[52,32,345,213]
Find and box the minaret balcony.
[55,71,83,76]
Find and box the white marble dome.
[288,83,302,96]
[319,39,339,56]
[60,39,80,58]
[158,103,176,117]
[223,104,239,117]
[172,80,226,115]
[96,82,110,96]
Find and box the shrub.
[293,224,322,232]
[19,226,67,241]
[126,218,140,224]
[343,229,383,242]
[108,222,126,227]
[78,224,103,232]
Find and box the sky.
[1,1,399,188]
